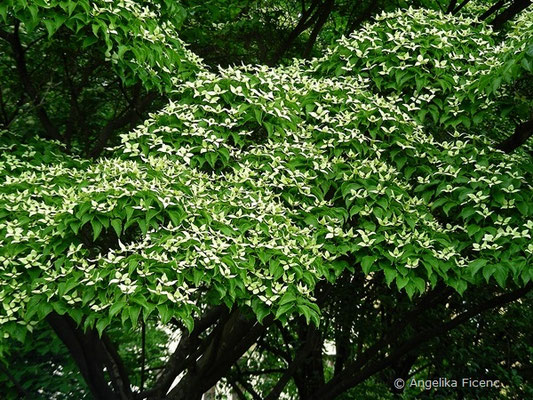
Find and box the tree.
[0,0,199,157]
[1,4,532,400]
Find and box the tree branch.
[140,320,146,392]
[46,312,120,400]
[491,0,532,30]
[496,118,533,153]
[165,313,274,400]
[101,333,133,400]
[451,0,471,15]
[227,378,248,400]
[345,1,376,36]
[480,0,506,20]
[138,306,226,399]
[313,283,532,400]
[239,368,287,376]
[89,90,158,158]
[447,0,458,13]
[269,0,322,65]
[302,0,335,59]
[0,22,62,141]
[0,360,31,398]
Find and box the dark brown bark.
[165,312,274,400]
[0,85,25,129]
[480,0,506,20]
[310,284,532,400]
[447,0,458,13]
[46,312,128,400]
[0,23,62,141]
[238,368,287,376]
[1,21,155,156]
[390,352,418,394]
[293,325,326,399]
[264,325,319,400]
[230,366,263,400]
[345,1,376,36]
[491,0,532,30]
[302,0,335,59]
[227,378,248,400]
[140,320,146,392]
[269,0,322,65]
[496,118,533,153]
[88,90,158,158]
[140,306,227,399]
[101,333,134,400]
[0,361,31,398]
[451,0,471,15]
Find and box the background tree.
[0,0,199,157]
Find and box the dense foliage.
[0,1,532,399]
[0,0,200,155]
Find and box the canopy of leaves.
[1,8,532,349]
[0,0,203,157]
[0,0,200,90]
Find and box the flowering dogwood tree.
[0,4,532,400]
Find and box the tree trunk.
[497,118,533,153]
[302,0,335,59]
[491,0,532,29]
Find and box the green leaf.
[453,279,467,295]
[181,314,195,333]
[11,325,27,343]
[521,57,532,72]
[396,275,409,290]
[516,202,528,216]
[493,267,508,288]
[69,221,81,234]
[275,302,293,319]
[384,268,397,286]
[252,300,271,323]
[109,299,126,318]
[96,317,110,337]
[279,291,296,305]
[431,197,448,210]
[298,304,318,325]
[82,35,98,48]
[68,1,77,16]
[43,14,68,38]
[157,304,173,324]
[412,277,426,293]
[405,283,416,299]
[254,109,262,123]
[483,265,497,283]
[128,305,141,327]
[91,219,103,241]
[168,209,182,226]
[111,219,122,237]
[205,152,217,168]
[138,219,147,235]
[269,260,283,280]
[467,225,480,237]
[469,259,487,276]
[361,255,376,274]
[491,77,502,93]
[52,302,68,315]
[69,309,84,326]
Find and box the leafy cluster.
[0,0,201,90]
[0,8,531,350]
